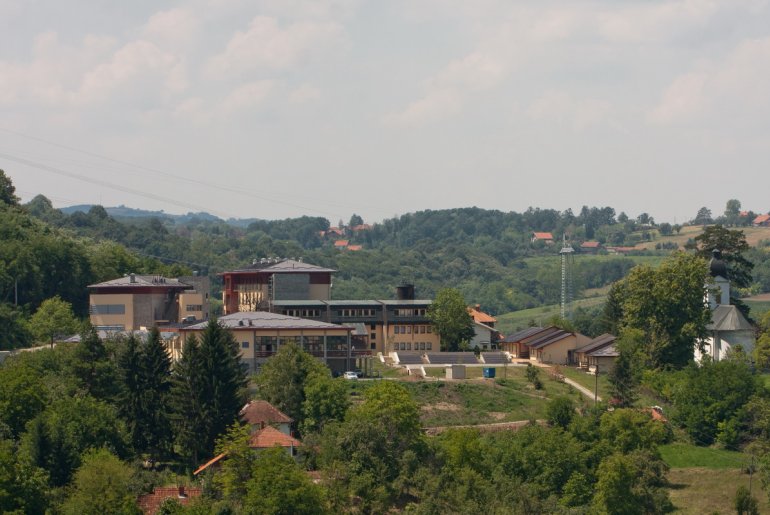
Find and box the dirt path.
[424,419,545,436]
[562,376,602,402]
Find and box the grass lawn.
[423,365,518,380]
[661,443,768,513]
[496,297,607,334]
[667,468,769,514]
[659,443,749,469]
[348,366,584,428]
[746,299,770,321]
[558,366,610,400]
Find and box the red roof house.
[334,240,349,248]
[531,232,554,243]
[249,426,302,454]
[240,400,293,434]
[137,486,201,515]
[753,214,770,227]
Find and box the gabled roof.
[351,224,372,231]
[334,240,349,248]
[224,259,336,274]
[240,400,293,426]
[468,306,496,324]
[532,232,554,240]
[89,275,192,289]
[501,326,545,343]
[754,214,770,224]
[347,245,363,251]
[707,305,754,332]
[527,328,573,349]
[249,426,301,449]
[183,312,353,332]
[575,333,617,354]
[581,241,601,248]
[588,344,619,358]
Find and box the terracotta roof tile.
[137,486,201,515]
[334,240,349,247]
[240,400,293,426]
[249,425,301,449]
[532,232,554,240]
[754,214,770,224]
[467,307,496,324]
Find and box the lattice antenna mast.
[560,234,575,320]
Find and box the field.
[349,366,584,428]
[658,444,769,513]
[496,297,607,334]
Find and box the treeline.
[0,174,190,349]
[0,336,677,513]
[0,319,247,514]
[22,187,649,316]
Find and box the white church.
[695,249,755,362]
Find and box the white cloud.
[289,83,321,103]
[650,37,770,125]
[142,8,200,49]
[78,40,185,104]
[220,80,275,112]
[528,91,612,130]
[206,16,345,76]
[382,89,461,126]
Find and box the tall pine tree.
[117,328,172,462]
[170,320,247,467]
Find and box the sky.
[2,0,770,225]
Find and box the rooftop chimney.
[130,273,136,284]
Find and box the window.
[95,324,124,331]
[406,343,412,350]
[186,305,203,312]
[427,342,433,351]
[406,326,412,334]
[394,326,400,334]
[90,304,126,315]
[427,326,432,333]
[370,332,376,340]
[241,342,249,349]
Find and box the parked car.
[343,371,359,380]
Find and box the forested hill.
[22,197,653,316]
[9,185,770,343]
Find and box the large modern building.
[219,259,440,355]
[177,311,357,373]
[220,258,334,315]
[88,274,209,331]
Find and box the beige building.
[177,311,356,373]
[88,274,209,331]
[526,327,592,365]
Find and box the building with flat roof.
[88,274,209,332]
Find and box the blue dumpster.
[482,367,496,379]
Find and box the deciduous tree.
[28,296,79,347]
[427,288,475,352]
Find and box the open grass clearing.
[558,366,610,400]
[667,467,768,514]
[496,296,607,334]
[659,443,749,469]
[347,370,585,428]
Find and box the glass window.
[427,343,432,350]
[241,342,249,348]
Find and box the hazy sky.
[2,0,770,224]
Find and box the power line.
[0,127,390,220]
[0,151,238,219]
